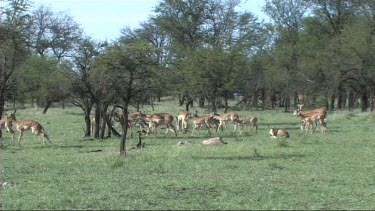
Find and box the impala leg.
[170,124,177,136]
[18,130,24,145]
[11,131,16,145]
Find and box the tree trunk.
[360,90,368,112]
[85,113,91,137]
[348,91,354,111]
[185,97,193,111]
[224,97,228,113]
[199,97,205,108]
[283,95,290,112]
[0,95,4,141]
[99,104,109,139]
[42,100,52,114]
[330,93,335,111]
[337,89,343,110]
[178,93,185,106]
[261,88,265,110]
[120,105,129,156]
[94,103,101,138]
[370,90,375,112]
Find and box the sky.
[30,0,268,42]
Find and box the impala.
[233,116,258,134]
[0,119,5,145]
[301,117,314,134]
[5,113,51,145]
[296,103,304,112]
[190,114,220,135]
[293,104,327,127]
[209,112,239,131]
[91,116,96,136]
[144,113,177,137]
[113,111,148,137]
[176,110,190,132]
[269,127,290,138]
[294,111,327,134]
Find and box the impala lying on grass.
[268,125,289,138]
[5,113,51,145]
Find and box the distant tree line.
[2,0,375,155]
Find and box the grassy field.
[1,99,375,210]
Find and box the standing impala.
[144,113,177,137]
[176,110,190,132]
[209,112,239,131]
[233,116,258,134]
[294,110,327,134]
[5,113,51,145]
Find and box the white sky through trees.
[30,0,268,41]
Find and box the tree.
[98,35,157,156]
[26,5,82,59]
[15,55,73,112]
[263,0,310,111]
[0,0,31,143]
[71,37,106,137]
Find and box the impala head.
[6,113,16,121]
[297,104,304,112]
[269,128,277,137]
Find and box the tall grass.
[1,101,375,210]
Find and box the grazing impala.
[294,104,327,127]
[113,111,148,137]
[176,110,190,132]
[209,112,239,131]
[5,113,51,145]
[190,114,219,135]
[233,116,258,134]
[144,113,177,137]
[294,111,327,134]
[191,116,207,134]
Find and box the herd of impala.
[0,103,328,146]
[106,109,259,138]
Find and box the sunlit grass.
[1,101,375,210]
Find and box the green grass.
[1,101,375,210]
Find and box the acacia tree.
[98,35,157,156]
[71,37,106,137]
[0,0,30,144]
[154,0,266,111]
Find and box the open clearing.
[1,101,375,210]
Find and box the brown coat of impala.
[176,110,190,132]
[210,112,239,131]
[144,113,177,137]
[5,113,51,145]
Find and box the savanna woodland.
[1,0,375,210]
